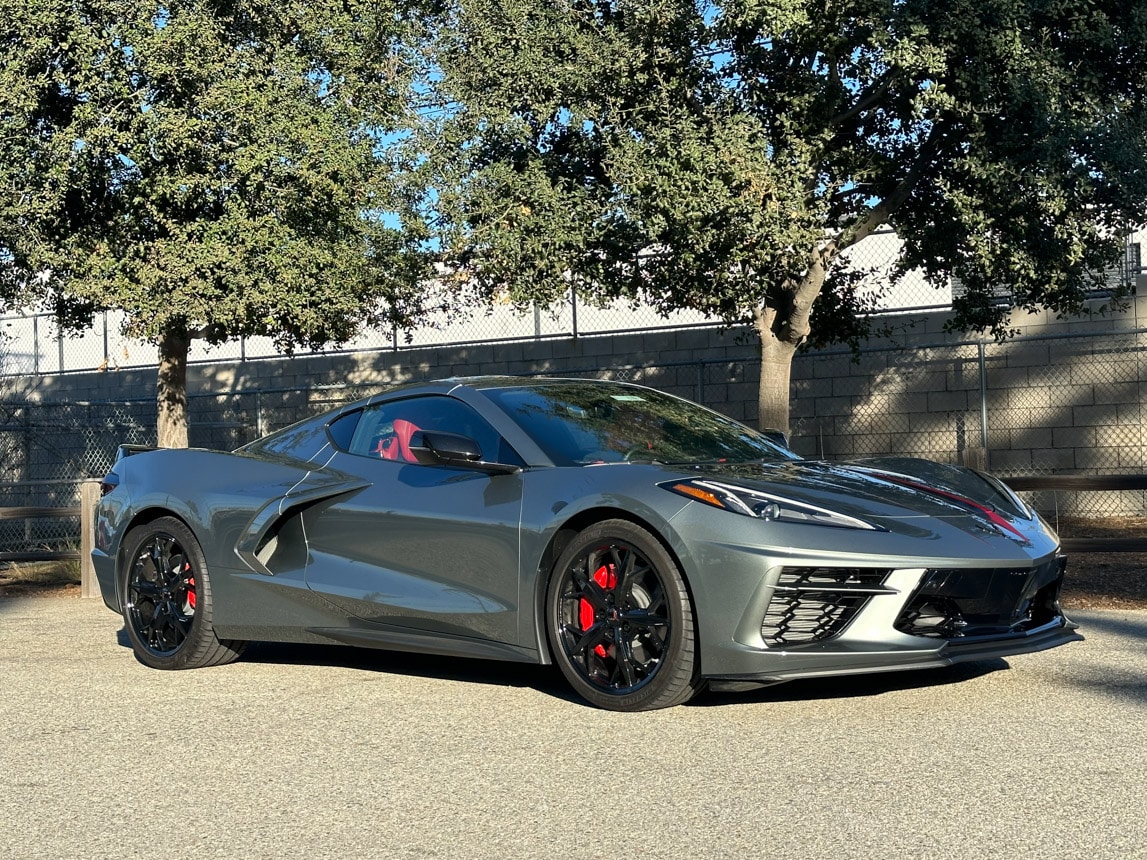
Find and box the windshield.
[484,382,800,467]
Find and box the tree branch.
[827,71,894,128]
[835,119,950,251]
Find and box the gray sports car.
[93,376,1081,711]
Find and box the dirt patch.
[0,578,82,599]
[1057,553,1147,610]
[1050,516,1147,610]
[0,561,81,600]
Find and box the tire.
[119,516,246,670]
[546,519,702,711]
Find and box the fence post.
[978,340,990,470]
[79,479,101,599]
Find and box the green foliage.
[414,0,1147,347]
[0,0,431,351]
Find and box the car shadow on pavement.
[691,659,1011,708]
[244,640,585,703]
[113,625,1009,708]
[113,626,580,702]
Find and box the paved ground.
[1,597,1144,860]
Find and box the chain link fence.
[1,211,1142,562]
[3,224,1140,375]
[0,227,967,375]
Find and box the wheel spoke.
[580,577,608,613]
[618,607,668,630]
[613,547,638,601]
[149,537,172,573]
[152,602,187,650]
[165,605,191,641]
[571,619,610,651]
[165,553,185,586]
[131,579,163,599]
[614,631,638,687]
[643,585,667,616]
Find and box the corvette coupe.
[93,376,1081,711]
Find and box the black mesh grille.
[894,557,1067,639]
[761,567,891,645]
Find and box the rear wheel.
[546,519,701,711]
[119,516,246,670]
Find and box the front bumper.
[676,521,1082,682]
[704,615,1083,686]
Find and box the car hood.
[671,457,1043,545]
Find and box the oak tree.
[415,0,1147,431]
[1,0,430,445]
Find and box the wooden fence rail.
[0,481,101,598]
[1002,474,1147,553]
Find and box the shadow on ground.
[113,622,1014,709]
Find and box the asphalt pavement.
[1,597,1145,859]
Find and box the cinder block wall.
[786,295,1146,480]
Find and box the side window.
[345,395,522,466]
[327,409,363,451]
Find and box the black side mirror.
[407,431,521,475]
[761,429,790,449]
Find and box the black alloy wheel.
[546,519,701,711]
[120,516,245,670]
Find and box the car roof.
[448,375,644,392]
[365,376,648,402]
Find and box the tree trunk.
[157,326,191,448]
[755,318,799,435]
[753,249,835,435]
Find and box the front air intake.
[761,567,892,646]
[894,558,1066,639]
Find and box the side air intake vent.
[762,567,893,646]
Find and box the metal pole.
[32,315,40,374]
[570,285,579,340]
[978,340,990,470]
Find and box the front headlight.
[662,479,883,531]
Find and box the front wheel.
[546,519,701,711]
[119,516,246,670]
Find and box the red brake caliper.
[184,562,197,611]
[579,562,617,658]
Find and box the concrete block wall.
[787,294,1147,514]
